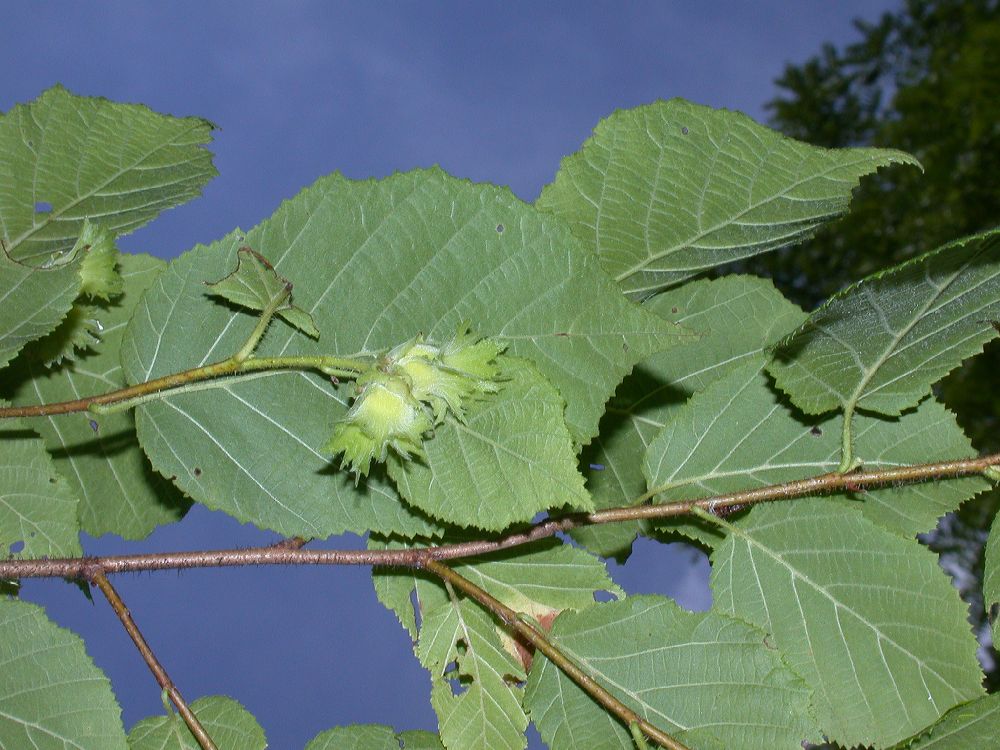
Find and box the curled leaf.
[75,220,123,301]
[205,246,319,338]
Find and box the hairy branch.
[423,559,690,750]
[0,354,369,419]
[89,571,218,750]
[2,452,997,581]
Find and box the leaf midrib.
[613,152,892,285]
[844,248,982,413]
[731,522,968,702]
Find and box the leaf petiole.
[232,281,292,363]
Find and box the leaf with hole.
[0,411,81,559]
[0,85,215,265]
[122,169,684,538]
[372,537,620,652]
[3,254,189,539]
[524,595,817,749]
[418,598,528,750]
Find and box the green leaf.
[523,595,817,749]
[643,360,987,540]
[710,500,984,748]
[397,731,446,750]
[0,241,83,370]
[373,538,620,649]
[372,540,619,747]
[448,540,622,668]
[389,358,591,530]
[418,598,528,750]
[122,169,683,538]
[0,412,81,559]
[306,725,444,750]
[577,275,806,557]
[3,254,189,539]
[907,694,1000,749]
[205,245,319,338]
[306,725,398,750]
[0,599,127,749]
[536,98,918,298]
[5,222,125,368]
[127,695,266,750]
[0,85,216,264]
[986,513,1000,648]
[769,229,1000,417]
[452,541,623,622]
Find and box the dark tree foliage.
[749,0,1000,689]
[761,0,1000,306]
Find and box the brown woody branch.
[424,559,690,750]
[89,571,218,750]
[2,452,997,581]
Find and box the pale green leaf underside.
[644,360,986,539]
[389,358,591,531]
[371,538,620,644]
[452,540,623,620]
[306,725,443,750]
[907,694,1000,749]
[0,85,216,264]
[536,98,918,298]
[395,731,446,750]
[711,500,983,748]
[0,413,81,559]
[769,228,1000,416]
[985,514,1000,648]
[524,595,817,750]
[0,245,82,370]
[127,695,266,750]
[419,599,528,750]
[369,537,429,640]
[123,169,682,538]
[4,254,189,539]
[205,245,319,338]
[577,275,805,557]
[0,599,127,750]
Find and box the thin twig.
[422,559,690,750]
[0,354,368,419]
[1,451,997,581]
[89,571,218,750]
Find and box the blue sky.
[3,2,899,747]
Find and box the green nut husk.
[326,327,505,477]
[325,371,432,478]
